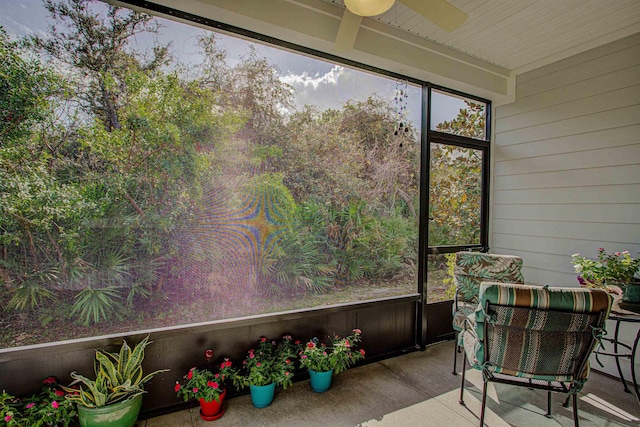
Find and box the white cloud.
[279,65,345,90]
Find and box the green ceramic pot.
[77,394,143,427]
[622,281,640,304]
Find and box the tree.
[29,0,170,131]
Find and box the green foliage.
[70,287,122,326]
[444,253,456,300]
[1,377,77,427]
[7,274,57,311]
[226,336,298,389]
[299,329,364,374]
[61,336,168,408]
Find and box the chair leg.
[452,331,458,375]
[480,380,488,427]
[545,391,552,418]
[459,348,467,405]
[572,393,579,427]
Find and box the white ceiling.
[323,0,640,75]
[121,0,640,103]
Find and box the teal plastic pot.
[249,383,276,408]
[77,394,142,427]
[309,369,333,393]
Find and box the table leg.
[631,326,640,403]
[613,320,632,394]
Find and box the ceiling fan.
[334,0,468,52]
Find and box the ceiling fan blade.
[334,8,363,53]
[400,0,467,32]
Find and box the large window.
[425,88,490,303]
[0,0,424,348]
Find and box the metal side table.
[595,307,640,404]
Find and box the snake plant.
[62,336,168,408]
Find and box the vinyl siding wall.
[492,32,640,288]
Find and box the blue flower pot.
[249,383,276,408]
[309,369,333,393]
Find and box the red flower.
[215,373,220,379]
[260,337,267,343]
[224,359,232,367]
[360,349,365,356]
[54,389,65,397]
[174,382,181,392]
[294,340,301,345]
[307,342,315,349]
[187,368,195,380]
[204,349,214,360]
[43,376,57,385]
[345,339,351,348]
[285,359,291,364]
[192,387,198,393]
[208,381,219,389]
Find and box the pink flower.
[261,337,267,343]
[52,401,59,409]
[249,353,255,359]
[204,349,214,360]
[294,340,301,345]
[360,349,366,356]
[192,387,198,393]
[322,351,327,356]
[256,362,261,367]
[26,403,36,409]
[174,382,181,392]
[4,415,12,422]
[598,248,605,252]
[301,355,308,359]
[345,340,351,348]
[285,359,291,364]
[208,381,219,389]
[215,373,220,379]
[353,328,362,334]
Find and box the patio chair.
[459,282,613,427]
[451,252,524,374]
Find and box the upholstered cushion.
[465,282,613,383]
[454,252,524,304]
[452,305,474,333]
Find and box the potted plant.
[299,328,365,392]
[174,349,234,421]
[61,335,168,427]
[572,249,640,304]
[1,376,77,426]
[225,335,298,408]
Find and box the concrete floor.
[140,341,639,426]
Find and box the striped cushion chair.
[451,252,524,374]
[459,282,613,427]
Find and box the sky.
[0,0,470,130]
